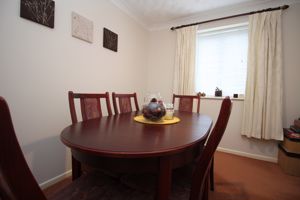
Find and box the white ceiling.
[110,0,292,30]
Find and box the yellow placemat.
[134,115,180,125]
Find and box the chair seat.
[49,171,154,200]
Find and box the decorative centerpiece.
[142,97,166,121]
[134,94,180,125]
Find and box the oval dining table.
[60,111,213,200]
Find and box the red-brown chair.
[172,93,220,190]
[121,97,232,200]
[112,92,139,114]
[172,93,201,113]
[190,97,232,199]
[68,91,112,179]
[68,91,112,124]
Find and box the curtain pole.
[170,5,289,31]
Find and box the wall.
[0,0,149,184]
[146,2,300,161]
[282,2,300,127]
[146,30,176,100]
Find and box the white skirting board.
[39,149,277,189]
[217,147,278,163]
[39,170,72,189]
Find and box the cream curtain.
[173,26,197,95]
[242,10,283,140]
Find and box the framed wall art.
[20,0,55,28]
[72,12,93,43]
[103,28,118,52]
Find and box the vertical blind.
[195,24,248,96]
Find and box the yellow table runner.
[134,115,180,125]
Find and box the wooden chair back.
[68,91,112,124]
[112,92,139,114]
[172,94,201,113]
[0,96,47,200]
[190,97,232,200]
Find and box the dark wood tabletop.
[60,111,213,200]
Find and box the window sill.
[201,96,244,101]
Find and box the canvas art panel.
[20,0,55,28]
[103,28,118,52]
[72,12,93,43]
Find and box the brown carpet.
[44,151,300,200]
[210,152,300,200]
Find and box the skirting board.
[217,147,278,163]
[39,170,72,189]
[39,148,277,189]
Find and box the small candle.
[165,103,174,120]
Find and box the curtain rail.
[170,5,289,31]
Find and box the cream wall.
[0,0,149,184]
[146,2,300,161]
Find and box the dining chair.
[172,93,201,113]
[0,96,162,200]
[112,92,139,114]
[68,91,112,124]
[172,93,220,190]
[120,97,232,200]
[68,91,113,179]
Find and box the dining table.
[60,111,213,200]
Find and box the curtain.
[173,26,197,95]
[242,10,283,140]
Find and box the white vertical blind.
[195,24,248,96]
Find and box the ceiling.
[110,0,278,30]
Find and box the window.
[195,23,248,96]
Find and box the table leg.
[157,156,172,200]
[72,156,81,180]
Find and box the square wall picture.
[103,28,118,52]
[72,12,94,43]
[20,0,55,28]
